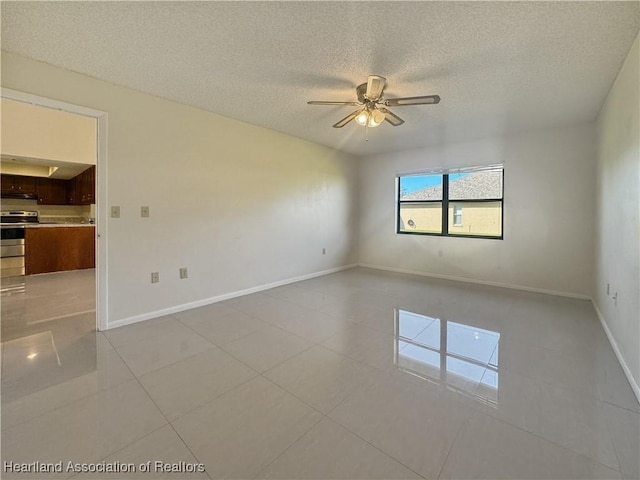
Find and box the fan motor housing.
[356,83,368,103]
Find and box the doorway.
[0,88,107,331]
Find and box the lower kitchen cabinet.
[25,227,95,275]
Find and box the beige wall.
[594,33,640,395]
[399,203,442,233]
[1,97,97,164]
[1,51,358,325]
[399,202,501,237]
[448,202,501,237]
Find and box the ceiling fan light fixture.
[355,110,370,126]
[368,109,385,127]
[355,107,385,128]
[307,75,437,131]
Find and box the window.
[453,205,463,226]
[397,167,503,239]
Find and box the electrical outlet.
[179,267,188,279]
[151,272,160,284]
[111,206,120,218]
[322,248,326,255]
[141,206,150,218]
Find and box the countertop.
[25,223,95,228]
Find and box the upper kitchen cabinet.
[1,174,37,197]
[67,166,95,205]
[36,177,68,205]
[1,98,96,165]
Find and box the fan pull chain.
[365,123,369,142]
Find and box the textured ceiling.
[2,1,639,156]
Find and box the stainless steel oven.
[1,211,38,294]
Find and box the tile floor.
[1,268,638,479]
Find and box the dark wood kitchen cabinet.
[83,165,96,204]
[1,174,37,196]
[36,178,68,205]
[1,167,95,205]
[25,227,95,275]
[67,166,96,205]
[66,178,78,205]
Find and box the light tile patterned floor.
[2,268,638,479]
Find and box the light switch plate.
[111,206,120,218]
[141,206,150,218]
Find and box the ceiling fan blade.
[384,95,441,106]
[307,101,361,106]
[379,108,405,126]
[332,110,360,128]
[366,75,386,100]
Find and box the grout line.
[217,337,317,379]
[173,307,312,377]
[600,398,640,415]
[108,313,266,429]
[464,372,624,472]
[252,404,325,478]
[435,415,470,479]
[164,424,213,480]
[0,377,138,434]
[101,332,212,478]
[258,364,331,416]
[166,373,259,425]
[25,309,97,326]
[481,413,623,474]
[164,375,326,478]
[75,422,170,476]
[0,332,125,432]
[496,361,626,414]
[599,399,626,480]
[323,413,428,479]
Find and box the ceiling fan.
[307,75,440,129]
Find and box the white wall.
[1,52,358,326]
[594,33,640,393]
[357,123,596,297]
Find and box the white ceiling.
[0,156,90,180]
[2,2,638,157]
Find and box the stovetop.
[0,211,39,224]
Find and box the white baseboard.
[357,263,591,300]
[591,300,640,405]
[107,263,357,330]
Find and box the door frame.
[1,88,109,331]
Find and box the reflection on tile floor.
[394,309,500,403]
[2,267,639,479]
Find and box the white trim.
[357,263,591,300]
[95,111,108,331]
[1,88,109,331]
[1,88,105,118]
[397,163,504,178]
[591,300,640,404]
[107,264,357,330]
